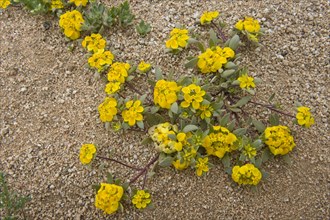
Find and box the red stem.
[96,155,142,170]
[129,153,160,184]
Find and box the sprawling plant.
[2,2,315,216]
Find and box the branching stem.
[96,155,142,170]
[129,153,160,184]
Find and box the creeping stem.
[129,153,160,185]
[96,155,142,170]
[247,99,295,118]
[211,21,227,42]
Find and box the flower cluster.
[235,17,261,42]
[137,61,151,73]
[0,0,10,9]
[200,11,219,25]
[88,50,114,72]
[197,46,235,73]
[198,104,213,119]
[59,10,84,40]
[237,73,255,90]
[202,126,238,158]
[181,84,206,110]
[242,144,257,159]
[95,183,123,214]
[195,157,209,176]
[82,33,106,53]
[98,97,118,122]
[165,28,189,50]
[105,62,130,94]
[69,0,88,7]
[154,79,181,109]
[122,100,144,126]
[149,122,188,154]
[264,125,296,155]
[232,164,262,185]
[296,106,314,128]
[79,144,97,165]
[132,190,151,209]
[50,0,63,10]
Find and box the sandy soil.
[0,0,329,219]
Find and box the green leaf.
[252,119,266,133]
[170,102,179,114]
[222,154,231,168]
[233,96,251,107]
[282,154,292,165]
[136,121,144,129]
[150,106,159,114]
[185,57,198,69]
[106,173,114,184]
[269,113,280,126]
[229,107,242,113]
[233,128,247,136]
[227,120,236,131]
[219,113,230,126]
[261,148,272,163]
[209,29,219,46]
[251,139,263,150]
[261,169,269,180]
[225,167,232,175]
[254,158,262,168]
[229,35,240,50]
[239,153,246,162]
[268,93,276,103]
[158,156,174,167]
[155,66,163,80]
[183,124,199,133]
[167,133,177,141]
[224,62,237,69]
[141,137,153,145]
[221,69,236,78]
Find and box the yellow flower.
[202,126,237,158]
[232,164,262,185]
[235,17,260,33]
[59,10,84,40]
[107,62,130,83]
[98,97,118,122]
[165,28,189,49]
[132,190,151,209]
[69,0,88,7]
[200,11,219,25]
[82,33,106,53]
[88,50,114,72]
[149,122,187,154]
[181,84,206,110]
[243,144,257,158]
[154,80,181,109]
[172,159,189,170]
[243,17,260,33]
[264,125,295,155]
[137,61,152,73]
[105,81,121,95]
[237,73,255,90]
[197,46,234,74]
[122,100,144,126]
[296,106,314,128]
[50,0,63,10]
[79,144,96,165]
[0,0,10,9]
[235,20,244,31]
[195,157,209,176]
[95,183,123,214]
[199,104,213,119]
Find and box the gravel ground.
[0,0,329,219]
